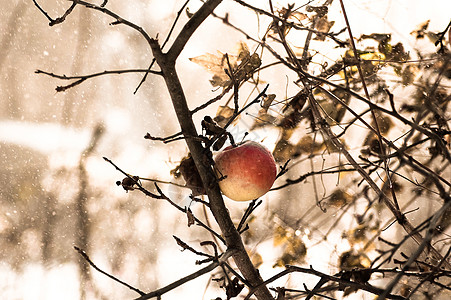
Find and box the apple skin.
[214,141,277,201]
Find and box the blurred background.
[0,0,449,299]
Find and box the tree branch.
[166,0,222,61]
[135,250,235,300]
[150,36,273,299]
[148,1,273,297]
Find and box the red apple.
[214,141,277,201]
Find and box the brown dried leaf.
[306,5,328,18]
[290,11,308,22]
[273,225,289,246]
[189,51,234,88]
[314,16,334,41]
[278,110,303,129]
[214,105,236,127]
[346,225,368,245]
[250,109,277,130]
[374,111,394,135]
[177,155,206,196]
[273,139,299,163]
[273,235,307,267]
[226,277,244,299]
[410,20,430,39]
[189,51,229,75]
[296,135,324,155]
[187,208,195,227]
[236,41,250,61]
[401,64,419,86]
[323,137,347,153]
[249,251,263,268]
[339,251,371,271]
[190,42,261,88]
[328,188,354,207]
[282,90,307,113]
[261,94,276,111]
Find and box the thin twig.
[134,0,191,94]
[103,157,226,244]
[35,69,162,92]
[378,200,451,299]
[338,0,400,213]
[32,0,77,26]
[74,246,145,296]
[135,250,235,300]
[244,265,406,300]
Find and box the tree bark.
[149,37,273,300]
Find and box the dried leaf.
[273,138,299,163]
[339,251,371,271]
[290,11,308,22]
[189,51,231,75]
[210,74,230,88]
[226,277,244,299]
[214,105,236,127]
[202,116,223,136]
[328,188,353,207]
[273,234,307,267]
[360,33,391,43]
[189,42,261,88]
[176,155,206,196]
[323,136,347,153]
[187,208,195,227]
[346,225,368,244]
[249,251,263,268]
[189,51,233,88]
[250,109,277,130]
[278,110,303,129]
[261,94,276,111]
[296,135,324,155]
[388,42,409,61]
[306,5,328,18]
[374,111,394,134]
[316,98,341,124]
[314,16,334,41]
[401,64,419,86]
[282,90,307,113]
[273,225,289,246]
[236,41,250,61]
[410,20,430,39]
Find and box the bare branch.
[134,250,235,300]
[167,0,222,61]
[74,246,146,296]
[32,0,77,26]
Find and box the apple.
[214,141,277,201]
